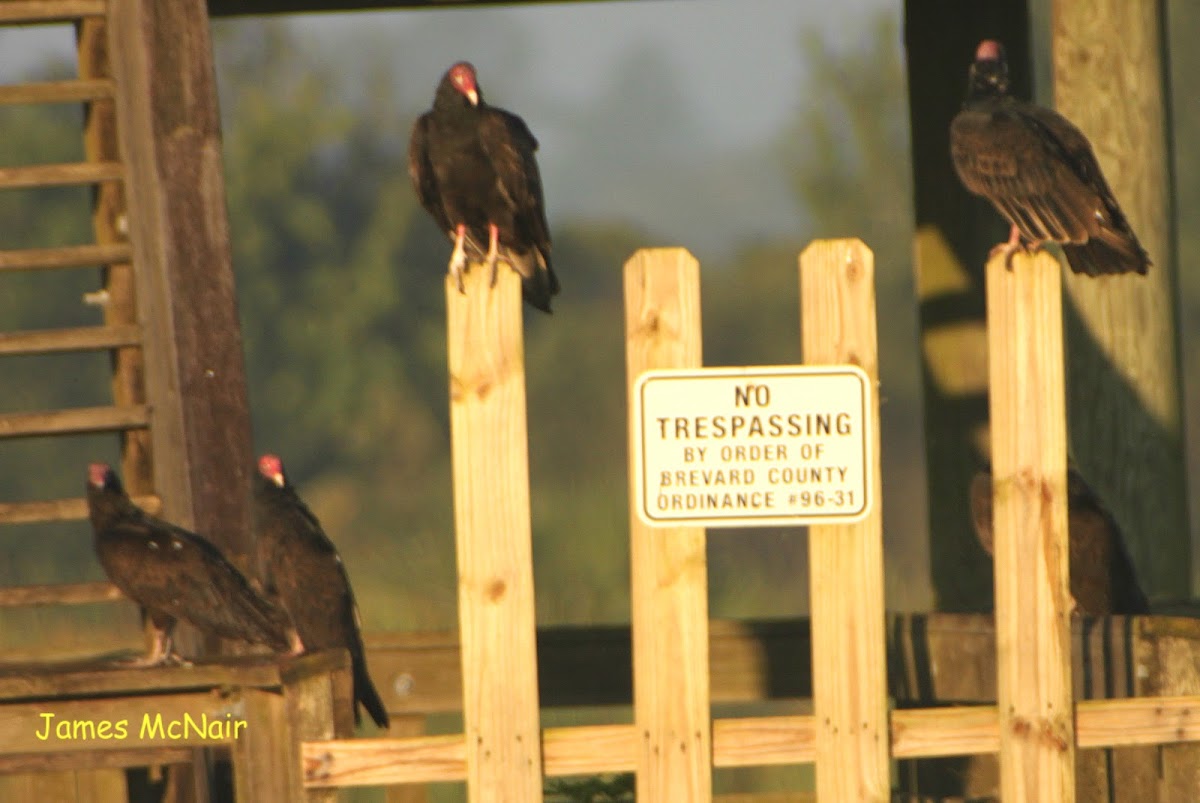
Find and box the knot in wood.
[485,578,507,602]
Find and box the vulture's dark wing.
[408,113,451,234]
[479,109,552,251]
[118,515,292,651]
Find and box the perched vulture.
[969,466,1150,615]
[253,455,389,729]
[409,61,559,312]
[950,40,1150,276]
[86,463,297,666]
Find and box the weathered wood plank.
[107,0,257,569]
[0,243,132,272]
[0,0,104,24]
[0,324,140,356]
[0,582,122,607]
[0,746,192,773]
[446,267,543,800]
[0,78,113,105]
[623,248,712,800]
[1054,0,1188,600]
[384,715,429,803]
[800,239,888,801]
[0,493,159,525]
[0,405,148,439]
[0,161,122,189]
[986,249,1074,801]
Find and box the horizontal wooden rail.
[0,324,140,356]
[303,698,1200,788]
[0,493,160,525]
[0,747,193,775]
[0,243,132,272]
[0,161,122,190]
[0,405,149,439]
[0,582,122,607]
[0,1,105,24]
[0,79,114,105]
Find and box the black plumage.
[409,61,559,312]
[950,39,1150,276]
[86,463,295,665]
[253,454,389,729]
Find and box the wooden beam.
[0,324,140,356]
[0,405,148,439]
[0,582,122,607]
[1052,0,1188,599]
[987,250,1074,800]
[0,161,122,189]
[106,0,257,569]
[0,243,132,272]
[623,248,712,800]
[903,0,1033,612]
[0,493,159,525]
[800,239,889,800]
[0,747,193,774]
[0,79,114,105]
[445,267,544,800]
[301,697,1200,788]
[206,0,629,17]
[0,1,105,24]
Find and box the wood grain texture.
[0,242,131,272]
[0,78,114,104]
[623,248,712,800]
[799,239,888,801]
[1052,0,1188,599]
[107,0,257,573]
[986,250,1074,801]
[0,1,104,23]
[446,267,544,801]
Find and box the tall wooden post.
[987,251,1074,802]
[446,268,544,801]
[800,240,889,801]
[1052,0,1188,599]
[106,0,256,565]
[623,249,712,800]
[904,0,1034,612]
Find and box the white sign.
[632,366,873,527]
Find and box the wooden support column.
[799,239,888,801]
[623,249,712,800]
[904,0,1033,612]
[105,0,256,565]
[446,268,543,801]
[1052,0,1188,599]
[987,251,1074,802]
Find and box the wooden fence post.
[799,239,889,801]
[623,248,712,800]
[446,268,544,801]
[986,250,1074,801]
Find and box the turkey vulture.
[409,61,559,312]
[950,40,1150,276]
[253,454,389,729]
[86,463,298,666]
[969,466,1149,615]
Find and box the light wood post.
[623,248,712,800]
[446,267,544,800]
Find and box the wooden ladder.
[0,0,259,651]
[0,2,160,617]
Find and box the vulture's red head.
[968,39,1009,97]
[87,462,116,490]
[258,454,286,488]
[446,62,479,107]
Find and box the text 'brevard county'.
[633,367,872,528]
